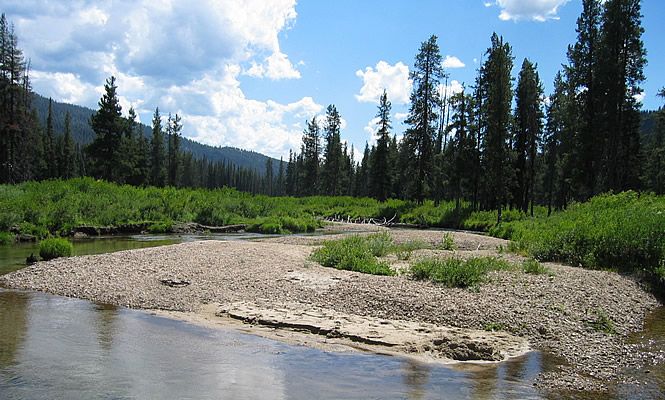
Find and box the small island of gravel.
[0,223,660,393]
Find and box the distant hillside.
[30,94,283,174]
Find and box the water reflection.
[401,359,430,399]
[0,290,28,368]
[93,303,118,353]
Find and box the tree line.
[0,13,281,195]
[2,1,664,216]
[286,0,663,222]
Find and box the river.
[0,234,663,399]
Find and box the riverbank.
[0,224,660,392]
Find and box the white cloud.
[363,117,382,144]
[355,61,412,104]
[394,112,409,121]
[634,91,646,103]
[438,80,465,99]
[442,55,465,69]
[490,0,571,22]
[6,0,312,159]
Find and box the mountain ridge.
[30,94,283,174]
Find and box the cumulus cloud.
[489,0,571,22]
[5,0,316,159]
[442,55,465,69]
[355,61,412,104]
[438,80,465,102]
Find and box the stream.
[1,234,664,399]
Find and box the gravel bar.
[0,225,660,392]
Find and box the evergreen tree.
[44,98,57,178]
[479,33,514,224]
[285,150,298,196]
[61,111,75,179]
[321,105,344,196]
[300,117,320,196]
[125,108,150,186]
[403,35,446,203]
[371,90,393,201]
[150,107,166,187]
[276,157,285,196]
[445,88,476,213]
[598,0,646,192]
[0,14,39,183]
[567,0,603,199]
[86,76,124,182]
[643,88,665,194]
[264,157,274,196]
[513,58,545,216]
[166,113,182,187]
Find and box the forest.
[286,0,664,223]
[2,1,664,217]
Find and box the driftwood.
[324,213,426,228]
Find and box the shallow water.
[0,232,267,275]
[1,234,664,399]
[0,289,547,400]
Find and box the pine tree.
[166,113,182,187]
[403,35,446,203]
[479,33,514,224]
[514,59,545,216]
[150,107,166,187]
[44,98,57,178]
[264,158,274,196]
[371,90,392,201]
[643,88,665,194]
[61,111,75,179]
[567,0,603,200]
[276,157,285,196]
[86,76,124,182]
[300,117,320,196]
[321,105,344,196]
[445,88,476,213]
[598,0,646,192]
[0,13,41,184]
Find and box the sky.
[4,0,665,162]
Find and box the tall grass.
[493,191,665,295]
[310,233,395,276]
[409,256,512,288]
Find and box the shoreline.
[0,224,660,392]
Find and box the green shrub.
[410,256,511,288]
[439,232,456,250]
[310,234,395,276]
[39,238,73,260]
[584,308,616,335]
[0,231,15,244]
[522,258,552,275]
[366,231,393,257]
[147,220,173,233]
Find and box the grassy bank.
[490,191,665,295]
[1,179,664,295]
[0,178,515,238]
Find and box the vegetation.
[492,191,665,294]
[310,233,395,276]
[39,238,73,260]
[584,308,616,335]
[409,256,512,289]
[521,258,552,275]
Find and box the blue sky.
[4,0,664,161]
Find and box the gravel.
[0,225,660,392]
